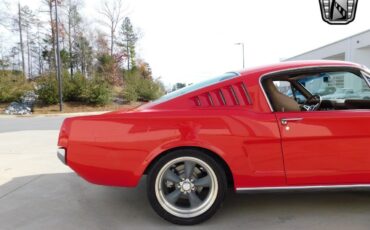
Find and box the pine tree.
[118,17,138,71]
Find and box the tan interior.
[264,79,301,112]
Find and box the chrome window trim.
[362,71,370,88]
[259,65,366,112]
[236,184,370,193]
[225,71,241,76]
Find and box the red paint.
[58,60,370,189]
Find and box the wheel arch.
[143,146,235,188]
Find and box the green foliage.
[82,77,112,105]
[35,75,59,105]
[172,82,187,91]
[60,49,70,67]
[123,78,138,101]
[123,70,164,102]
[118,17,138,70]
[0,74,33,103]
[36,73,111,106]
[97,54,115,71]
[62,71,86,102]
[96,54,121,85]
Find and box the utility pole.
[54,0,63,111]
[235,42,245,69]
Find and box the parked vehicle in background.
[57,60,370,225]
[360,90,370,99]
[322,88,361,100]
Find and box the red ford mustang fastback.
[57,60,370,225]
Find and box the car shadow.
[1,173,370,230]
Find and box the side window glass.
[299,72,369,100]
[273,81,291,97]
[273,81,306,103]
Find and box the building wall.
[286,29,370,68]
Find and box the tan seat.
[264,79,301,112]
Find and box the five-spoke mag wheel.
[147,149,227,225]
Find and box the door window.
[273,81,306,103]
[298,72,370,100]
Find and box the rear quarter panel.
[66,108,285,188]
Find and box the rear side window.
[273,80,306,104]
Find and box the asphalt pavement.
[0,116,65,133]
[0,115,370,230]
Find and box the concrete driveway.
[1,116,370,230]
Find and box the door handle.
[281,118,303,126]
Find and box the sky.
[5,0,370,86]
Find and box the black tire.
[147,149,227,225]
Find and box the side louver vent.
[192,82,252,107]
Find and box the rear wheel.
[147,149,227,225]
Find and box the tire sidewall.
[147,149,227,225]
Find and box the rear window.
[152,72,239,104]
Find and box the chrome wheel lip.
[155,156,218,218]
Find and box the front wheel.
[147,149,227,225]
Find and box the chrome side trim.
[258,65,365,113]
[236,184,370,193]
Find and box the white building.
[286,29,370,68]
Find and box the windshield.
[152,72,239,104]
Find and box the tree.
[16,2,26,78]
[20,6,37,78]
[98,0,126,56]
[74,33,93,76]
[65,0,82,77]
[35,21,44,75]
[9,46,19,71]
[172,83,187,91]
[13,5,41,78]
[136,59,152,79]
[0,1,11,29]
[0,57,10,74]
[95,31,110,55]
[118,17,138,71]
[42,0,64,72]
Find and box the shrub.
[0,75,33,103]
[123,72,164,102]
[35,73,111,106]
[82,77,112,105]
[137,78,163,101]
[123,73,140,102]
[35,75,59,105]
[63,72,86,102]
[123,82,138,102]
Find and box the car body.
[58,60,370,225]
